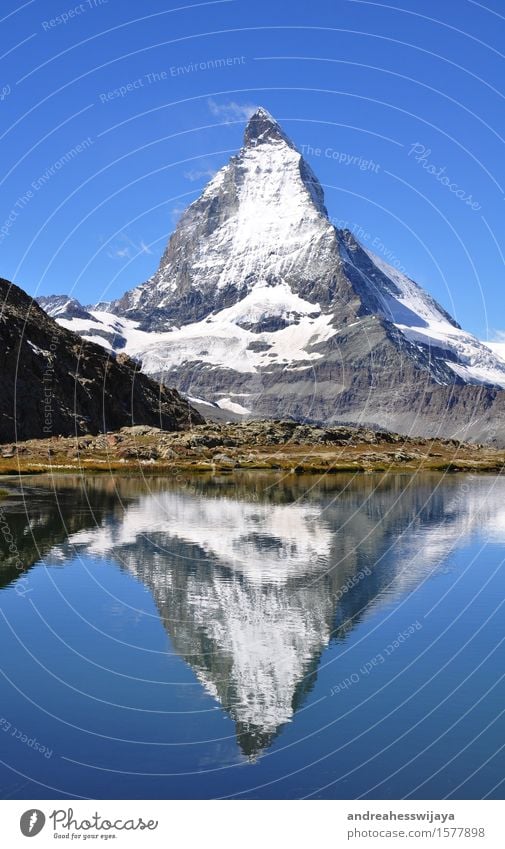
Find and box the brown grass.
[0,427,504,477]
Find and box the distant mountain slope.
[0,278,203,442]
[37,108,505,444]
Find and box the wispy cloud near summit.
[207,98,258,123]
[184,167,217,182]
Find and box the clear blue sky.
[1,0,504,339]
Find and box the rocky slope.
[39,108,505,444]
[0,278,203,442]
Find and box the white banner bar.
[1,799,502,848]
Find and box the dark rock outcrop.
[0,278,203,443]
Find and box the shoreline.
[1,421,504,477]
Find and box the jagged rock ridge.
[0,278,203,442]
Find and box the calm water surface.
[0,471,504,799]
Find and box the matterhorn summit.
[40,108,505,443]
[109,106,341,328]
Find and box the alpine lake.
[0,469,504,800]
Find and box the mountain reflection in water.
[2,472,504,765]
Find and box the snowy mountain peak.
[38,110,505,443]
[37,294,94,322]
[244,106,296,149]
[107,107,334,328]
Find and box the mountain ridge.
[36,107,505,444]
[0,278,203,442]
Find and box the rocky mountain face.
[38,108,505,444]
[0,278,203,442]
[37,294,95,322]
